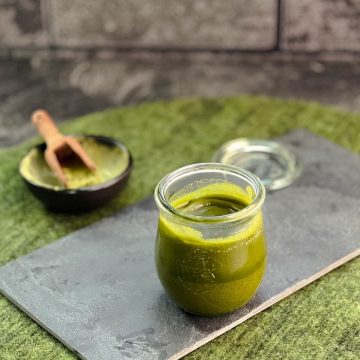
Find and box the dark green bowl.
[19,135,133,213]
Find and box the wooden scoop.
[32,110,97,188]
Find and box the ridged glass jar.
[154,163,266,316]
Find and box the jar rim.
[154,163,266,224]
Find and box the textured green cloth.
[0,96,359,359]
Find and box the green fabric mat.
[0,96,359,359]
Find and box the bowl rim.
[19,134,133,194]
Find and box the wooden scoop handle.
[32,110,63,144]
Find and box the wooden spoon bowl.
[19,135,133,213]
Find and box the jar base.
[178,299,252,317]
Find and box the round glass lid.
[212,138,301,191]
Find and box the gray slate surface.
[0,129,359,360]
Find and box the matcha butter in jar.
[154,163,266,316]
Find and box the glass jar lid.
[212,138,301,191]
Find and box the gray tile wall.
[0,0,48,47]
[283,0,360,51]
[51,0,276,49]
[0,0,359,53]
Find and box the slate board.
[0,129,359,360]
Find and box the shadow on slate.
[0,129,359,360]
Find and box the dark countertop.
[1,54,360,148]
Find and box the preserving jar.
[154,163,266,316]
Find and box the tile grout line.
[40,0,55,49]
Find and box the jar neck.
[154,163,265,226]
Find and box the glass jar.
[154,163,266,316]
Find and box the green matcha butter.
[155,176,266,316]
[20,137,129,190]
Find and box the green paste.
[155,183,266,316]
[20,138,129,190]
